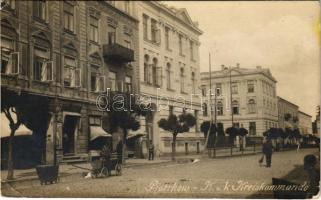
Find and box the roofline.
[200,69,277,83]
[149,1,203,35]
[298,110,312,118]
[277,96,299,108]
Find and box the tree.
[158,113,196,160]
[225,127,238,146]
[200,121,216,148]
[102,93,151,163]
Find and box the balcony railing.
[103,43,134,62]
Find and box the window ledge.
[64,86,81,89]
[167,88,175,92]
[63,29,76,36]
[89,40,100,46]
[33,80,52,85]
[180,91,188,95]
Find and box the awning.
[90,126,112,141]
[127,133,144,140]
[1,114,32,138]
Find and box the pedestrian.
[304,154,320,198]
[262,139,273,167]
[100,144,111,176]
[116,140,123,164]
[148,141,154,161]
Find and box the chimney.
[256,66,262,69]
[221,65,225,70]
[236,63,240,68]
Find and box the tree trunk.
[172,133,177,161]
[7,129,16,180]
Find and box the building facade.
[135,1,204,156]
[277,97,299,130]
[298,111,312,135]
[200,65,278,138]
[1,0,139,163]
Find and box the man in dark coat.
[116,141,123,164]
[262,139,273,167]
[148,141,154,161]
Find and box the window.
[217,101,223,116]
[152,58,157,86]
[64,56,80,87]
[1,37,19,74]
[4,0,15,10]
[90,65,105,92]
[179,34,183,55]
[216,83,222,95]
[151,19,159,43]
[89,116,101,126]
[166,63,171,89]
[203,103,208,116]
[165,27,170,50]
[191,72,196,94]
[125,76,132,93]
[64,2,74,32]
[201,85,206,96]
[33,47,53,81]
[194,110,199,132]
[249,122,256,135]
[231,82,238,94]
[180,68,185,93]
[248,80,255,93]
[248,99,256,113]
[190,40,194,60]
[143,14,148,40]
[90,15,99,43]
[169,105,173,115]
[108,26,116,44]
[144,55,150,83]
[233,122,240,128]
[33,0,46,20]
[108,71,116,91]
[232,100,239,115]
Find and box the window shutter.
[41,62,47,81]
[10,52,19,74]
[46,61,53,81]
[74,68,81,87]
[95,74,99,92]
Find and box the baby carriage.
[90,152,122,178]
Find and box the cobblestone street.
[2,148,318,198]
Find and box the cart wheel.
[115,164,122,176]
[101,167,108,177]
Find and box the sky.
[165,1,320,119]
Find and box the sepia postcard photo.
[0,0,320,198]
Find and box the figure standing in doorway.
[148,141,154,161]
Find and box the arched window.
[180,68,185,93]
[232,100,239,115]
[191,72,195,94]
[152,58,157,86]
[202,103,208,116]
[248,99,256,113]
[166,63,171,89]
[144,55,149,83]
[217,101,223,116]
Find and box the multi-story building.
[134,2,204,156]
[200,64,278,138]
[298,111,312,135]
[1,1,138,163]
[277,97,299,130]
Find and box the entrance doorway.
[62,115,79,155]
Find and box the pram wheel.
[115,164,122,176]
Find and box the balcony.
[103,43,134,62]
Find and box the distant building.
[135,1,204,156]
[277,97,299,130]
[298,111,312,135]
[200,64,278,137]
